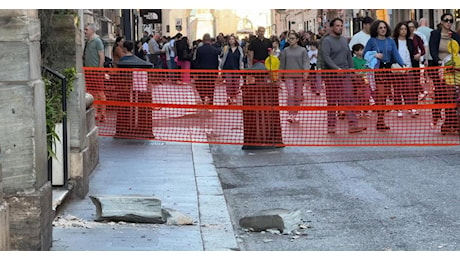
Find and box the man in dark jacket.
[115,41,155,138]
[194,33,220,105]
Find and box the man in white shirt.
[161,36,171,68]
[416,17,434,101]
[349,16,374,51]
[169,33,182,69]
[142,35,150,61]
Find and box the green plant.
[44,67,76,159]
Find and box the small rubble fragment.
[239,208,302,234]
[162,208,195,225]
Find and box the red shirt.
[412,34,425,56]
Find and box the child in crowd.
[307,41,322,95]
[352,43,373,117]
[271,38,281,58]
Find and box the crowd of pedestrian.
[98,12,459,135]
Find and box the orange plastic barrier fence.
[83,66,460,147]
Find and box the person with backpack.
[175,35,192,84]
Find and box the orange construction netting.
[84,66,460,147]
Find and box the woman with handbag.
[219,35,244,105]
[429,13,460,135]
[364,20,405,131]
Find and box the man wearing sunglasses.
[428,13,460,135]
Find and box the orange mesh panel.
[83,66,460,146]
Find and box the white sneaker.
[411,109,419,115]
[397,111,403,117]
[369,96,375,105]
[418,91,428,101]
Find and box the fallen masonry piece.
[163,208,195,225]
[89,195,165,223]
[239,208,302,234]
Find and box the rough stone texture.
[39,11,100,200]
[0,12,40,41]
[0,15,41,80]
[0,10,52,250]
[69,74,96,199]
[86,106,96,133]
[84,125,99,176]
[0,85,47,195]
[89,195,164,223]
[239,208,302,234]
[0,83,38,193]
[5,182,53,250]
[51,12,99,200]
[162,208,195,225]
[68,64,87,150]
[0,146,2,195]
[0,10,37,22]
[0,201,9,251]
[69,105,99,199]
[0,156,9,251]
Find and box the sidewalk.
[51,136,238,251]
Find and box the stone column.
[42,11,100,199]
[65,10,100,199]
[0,146,10,250]
[0,10,53,250]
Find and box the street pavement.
[50,135,460,252]
[51,136,238,251]
[210,143,460,251]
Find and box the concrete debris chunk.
[162,208,195,225]
[239,208,302,234]
[89,195,164,223]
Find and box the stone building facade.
[0,9,52,250]
[0,8,106,250]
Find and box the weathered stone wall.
[0,9,52,250]
[0,146,10,251]
[0,202,9,250]
[41,12,79,72]
[41,10,100,199]
[6,182,52,250]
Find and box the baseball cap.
[362,17,374,24]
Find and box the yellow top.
[444,39,460,85]
[265,55,280,71]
